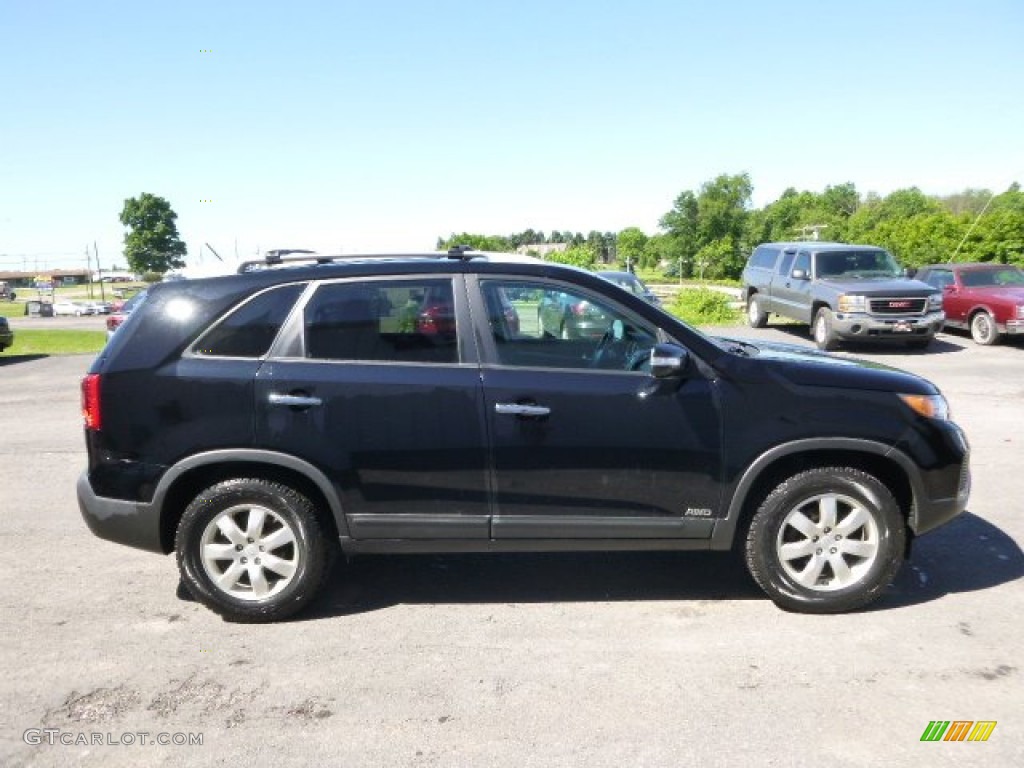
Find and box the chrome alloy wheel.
[200,504,300,601]
[775,493,879,591]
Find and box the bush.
[669,288,740,325]
[141,271,164,284]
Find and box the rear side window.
[750,247,778,269]
[304,279,458,364]
[194,283,305,358]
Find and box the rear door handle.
[495,403,551,417]
[268,393,323,408]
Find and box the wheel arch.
[711,439,919,553]
[154,450,347,554]
[967,304,999,325]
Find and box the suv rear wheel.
[744,467,905,613]
[175,478,334,622]
[747,295,768,328]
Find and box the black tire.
[175,478,334,623]
[747,294,768,328]
[970,311,1000,346]
[744,467,905,613]
[812,307,840,351]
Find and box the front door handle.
[495,403,551,417]
[268,392,323,408]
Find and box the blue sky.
[2,0,1022,271]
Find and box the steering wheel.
[591,319,632,370]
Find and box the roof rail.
[233,244,489,274]
[235,249,477,274]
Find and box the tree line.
[438,174,1024,279]
[119,177,1023,279]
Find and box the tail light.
[81,374,102,430]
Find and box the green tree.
[661,173,753,279]
[545,243,598,270]
[659,190,699,269]
[615,227,648,270]
[436,233,512,252]
[119,193,187,274]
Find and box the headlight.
[837,294,866,313]
[898,393,950,421]
[928,293,943,311]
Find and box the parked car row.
[51,300,113,316]
[741,241,1024,348]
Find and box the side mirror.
[650,342,689,379]
[791,269,809,280]
[943,284,956,293]
[903,267,917,278]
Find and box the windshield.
[815,250,901,279]
[598,272,647,296]
[961,267,1024,287]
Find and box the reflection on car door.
[474,277,723,540]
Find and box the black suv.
[79,250,970,621]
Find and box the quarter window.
[751,247,778,269]
[194,283,305,358]
[304,280,458,363]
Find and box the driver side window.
[480,280,657,371]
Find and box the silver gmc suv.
[742,242,944,350]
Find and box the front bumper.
[909,422,971,537]
[832,311,945,341]
[1000,319,1024,335]
[77,471,165,553]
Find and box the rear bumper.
[77,471,164,553]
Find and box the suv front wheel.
[813,308,839,351]
[175,478,334,622]
[744,467,905,613]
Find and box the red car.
[105,289,148,339]
[916,263,1024,345]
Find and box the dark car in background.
[0,316,13,352]
[538,290,611,339]
[596,271,661,305]
[915,263,1024,345]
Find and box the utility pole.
[796,224,829,241]
[86,246,94,299]
[94,242,105,301]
